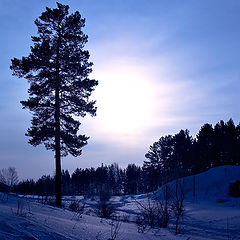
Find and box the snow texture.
[0,165,240,239]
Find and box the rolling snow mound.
[157,165,240,203]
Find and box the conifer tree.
[172,129,193,178]
[194,123,214,173]
[10,3,98,206]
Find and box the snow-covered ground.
[0,165,240,240]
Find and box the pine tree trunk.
[55,92,61,206]
[55,31,62,207]
[193,175,195,197]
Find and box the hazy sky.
[1,0,240,180]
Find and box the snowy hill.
[171,165,240,203]
[0,165,240,239]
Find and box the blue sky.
[0,0,240,180]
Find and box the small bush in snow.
[69,200,85,215]
[136,185,172,230]
[155,185,172,228]
[136,196,157,228]
[69,200,79,211]
[136,181,185,233]
[96,200,115,218]
[172,179,185,234]
[108,216,122,240]
[136,215,147,233]
[17,198,25,216]
[15,197,31,217]
[96,184,115,218]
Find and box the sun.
[92,63,157,135]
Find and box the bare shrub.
[69,200,79,212]
[15,197,31,216]
[69,200,85,215]
[108,216,122,240]
[155,185,172,228]
[136,215,147,233]
[136,184,173,231]
[136,181,184,233]
[70,200,85,229]
[0,167,18,191]
[17,198,25,216]
[136,196,156,228]
[172,179,185,234]
[96,184,115,218]
[96,200,115,218]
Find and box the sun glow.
[92,63,158,135]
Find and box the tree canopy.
[10,2,98,206]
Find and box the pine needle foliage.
[10,2,98,206]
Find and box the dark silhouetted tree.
[62,169,71,195]
[172,129,193,178]
[144,130,192,190]
[224,119,238,165]
[235,123,240,165]
[13,179,36,195]
[124,164,141,194]
[143,139,163,191]
[36,175,55,197]
[108,163,123,195]
[144,135,174,190]
[213,120,226,166]
[10,3,98,206]
[194,123,214,173]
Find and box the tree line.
[13,118,240,196]
[13,163,142,197]
[143,118,240,191]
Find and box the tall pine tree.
[10,3,98,206]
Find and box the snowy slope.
[154,165,240,239]
[0,165,240,240]
[0,193,181,240]
[184,165,240,201]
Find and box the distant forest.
[14,119,240,196]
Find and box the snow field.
[0,165,240,239]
